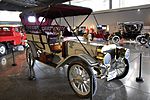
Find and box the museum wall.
[58,5,150,33]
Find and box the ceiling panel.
[0,0,72,11]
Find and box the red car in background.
[0,25,26,56]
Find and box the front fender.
[56,54,98,68]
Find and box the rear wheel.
[112,36,120,44]
[0,57,7,65]
[67,61,97,98]
[0,43,6,56]
[140,37,147,45]
[136,35,147,45]
[147,37,150,46]
[113,58,129,79]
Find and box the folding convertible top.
[20,4,93,19]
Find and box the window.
[3,27,10,31]
[64,0,109,12]
[0,11,21,21]
[112,0,150,9]
[112,0,122,9]
[64,0,150,11]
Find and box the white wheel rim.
[0,45,6,54]
[148,41,150,45]
[112,36,120,44]
[140,38,147,44]
[136,35,142,43]
[1,57,7,65]
[69,64,90,96]
[115,59,126,76]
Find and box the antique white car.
[20,4,130,98]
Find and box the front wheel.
[140,37,147,45]
[67,61,97,98]
[0,43,7,56]
[113,58,129,79]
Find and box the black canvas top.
[20,4,92,19]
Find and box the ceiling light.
[28,16,36,23]
[137,9,141,12]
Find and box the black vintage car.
[110,21,144,44]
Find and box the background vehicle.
[20,4,130,98]
[136,32,150,45]
[0,25,26,56]
[110,21,143,44]
[95,24,110,40]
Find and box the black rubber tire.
[0,43,7,56]
[114,58,129,79]
[67,60,97,98]
[147,37,150,46]
[139,37,147,45]
[112,35,120,44]
[136,35,141,44]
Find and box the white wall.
[0,11,21,21]
[59,6,150,33]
